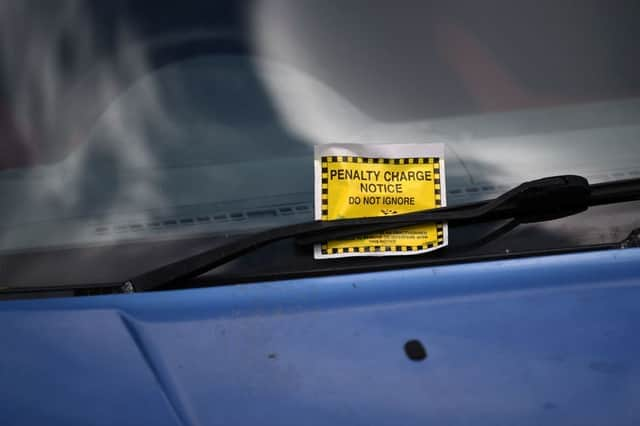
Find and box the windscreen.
[0,0,638,254]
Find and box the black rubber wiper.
[121,175,640,292]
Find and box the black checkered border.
[320,155,444,254]
[322,156,440,165]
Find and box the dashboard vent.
[92,168,640,236]
[93,203,312,236]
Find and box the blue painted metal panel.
[1,248,640,425]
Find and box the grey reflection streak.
[0,0,172,252]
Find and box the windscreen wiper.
[122,175,640,292]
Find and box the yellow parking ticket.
[314,143,447,259]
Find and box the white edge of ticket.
[313,143,448,259]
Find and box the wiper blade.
[122,175,640,292]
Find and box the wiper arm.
[122,175,640,292]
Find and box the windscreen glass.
[0,0,638,254]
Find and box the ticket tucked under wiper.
[314,143,447,259]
